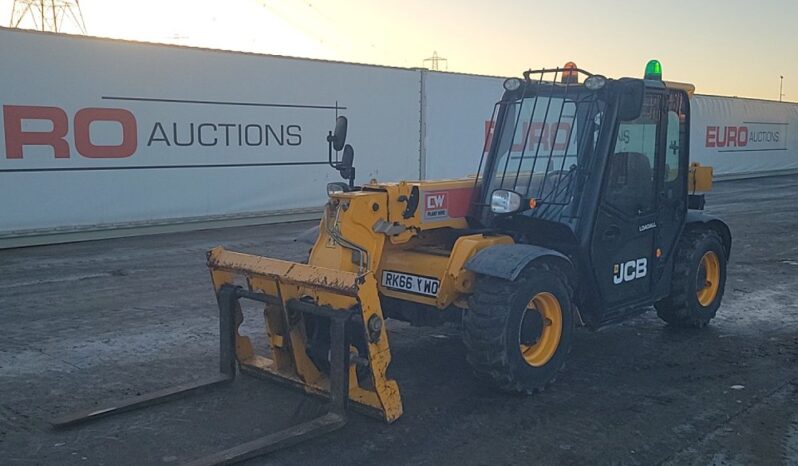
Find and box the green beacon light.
[645,59,663,81]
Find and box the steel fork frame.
[52,284,353,466]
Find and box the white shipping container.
[422,72,503,180]
[0,28,421,240]
[690,95,798,177]
[2,28,796,247]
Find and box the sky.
[1,0,794,101]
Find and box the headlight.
[503,78,522,91]
[326,182,348,196]
[584,75,607,91]
[490,189,522,214]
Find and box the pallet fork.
[52,247,402,465]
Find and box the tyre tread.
[463,263,573,394]
[655,228,725,328]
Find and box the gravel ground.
[1,175,797,466]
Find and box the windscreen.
[481,87,606,225]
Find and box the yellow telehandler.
[55,61,730,465]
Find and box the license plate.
[381,270,440,297]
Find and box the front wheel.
[463,263,575,394]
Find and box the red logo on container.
[484,120,572,153]
[3,105,138,159]
[705,126,748,148]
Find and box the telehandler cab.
[55,61,730,464]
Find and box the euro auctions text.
[2,104,304,160]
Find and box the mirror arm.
[327,131,336,169]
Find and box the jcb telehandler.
[55,61,730,465]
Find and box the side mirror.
[332,116,348,151]
[339,144,355,187]
[326,116,356,188]
[617,79,645,121]
[340,144,354,170]
[490,189,523,214]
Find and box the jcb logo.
[613,258,647,285]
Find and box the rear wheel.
[463,263,574,394]
[655,229,727,328]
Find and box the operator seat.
[607,152,653,214]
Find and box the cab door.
[590,91,664,309]
[650,91,689,288]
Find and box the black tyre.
[655,229,727,328]
[463,263,575,394]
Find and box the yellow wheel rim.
[519,292,563,367]
[696,251,720,306]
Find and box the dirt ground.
[1,175,797,466]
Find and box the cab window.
[604,93,662,216]
[664,92,688,187]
